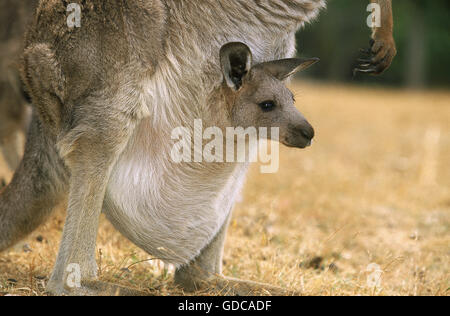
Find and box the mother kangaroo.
[0,0,395,295]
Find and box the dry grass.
[0,81,449,296]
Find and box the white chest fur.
[104,118,250,266]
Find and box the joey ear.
[220,42,253,90]
[254,58,320,81]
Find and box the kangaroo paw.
[354,37,397,76]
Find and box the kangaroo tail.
[0,114,68,251]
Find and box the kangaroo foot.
[209,276,300,296]
[178,275,300,296]
[46,280,148,296]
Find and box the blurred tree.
[405,0,426,88]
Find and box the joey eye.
[258,100,276,112]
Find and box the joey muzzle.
[283,121,315,149]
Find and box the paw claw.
[355,39,396,76]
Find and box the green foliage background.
[296,0,450,88]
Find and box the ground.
[0,81,449,296]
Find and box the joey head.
[219,42,318,149]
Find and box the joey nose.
[300,125,315,141]
[285,122,315,149]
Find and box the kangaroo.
[0,0,394,296]
[0,0,38,185]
